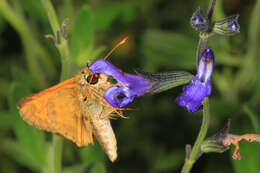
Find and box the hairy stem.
[196,0,216,63]
[40,0,72,172]
[181,1,216,172]
[0,0,55,87]
[181,98,210,173]
[207,0,217,22]
[40,0,71,81]
[196,37,207,63]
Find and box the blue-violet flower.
[88,59,152,108]
[212,15,240,36]
[176,48,214,112]
[190,7,209,32]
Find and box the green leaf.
[210,98,237,118]
[0,111,12,130]
[80,143,106,164]
[243,104,260,133]
[232,142,260,173]
[90,162,106,173]
[231,119,260,173]
[141,30,197,69]
[21,0,46,22]
[0,139,42,172]
[75,44,105,66]
[10,66,41,90]
[93,2,137,31]
[151,149,184,172]
[0,14,5,35]
[7,82,48,171]
[62,164,88,173]
[70,5,94,62]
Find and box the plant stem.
[181,1,216,172]
[40,0,72,172]
[0,0,55,87]
[181,98,210,173]
[207,0,217,22]
[196,0,216,64]
[196,37,207,63]
[52,135,63,173]
[40,0,71,81]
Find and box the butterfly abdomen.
[90,116,117,162]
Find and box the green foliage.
[151,149,184,172]
[93,1,137,31]
[141,30,197,69]
[8,83,48,170]
[70,5,95,64]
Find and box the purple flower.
[88,59,152,107]
[191,14,204,25]
[176,48,214,112]
[190,7,209,32]
[213,15,240,36]
[228,21,239,31]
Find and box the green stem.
[40,0,71,81]
[207,0,216,22]
[0,0,55,87]
[181,98,210,173]
[40,0,72,172]
[196,37,207,63]
[52,135,63,173]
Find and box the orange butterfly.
[17,37,128,162]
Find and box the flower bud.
[201,119,230,154]
[201,139,229,153]
[197,48,214,83]
[212,15,240,36]
[190,7,209,32]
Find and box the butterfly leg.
[85,85,130,119]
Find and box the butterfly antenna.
[103,36,128,60]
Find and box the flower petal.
[104,86,134,108]
[197,48,214,83]
[190,7,209,32]
[88,59,128,84]
[88,59,152,107]
[176,76,212,112]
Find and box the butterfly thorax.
[76,67,118,162]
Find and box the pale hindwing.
[46,87,93,146]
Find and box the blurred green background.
[0,0,260,172]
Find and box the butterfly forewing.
[18,77,94,146]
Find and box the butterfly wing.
[18,78,93,146]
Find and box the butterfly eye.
[86,73,100,85]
